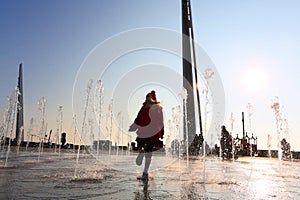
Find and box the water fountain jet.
[74,79,93,179]
[37,97,46,161]
[95,80,104,157]
[5,87,19,166]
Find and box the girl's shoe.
[136,150,145,166]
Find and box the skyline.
[1,0,300,150]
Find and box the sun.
[241,67,268,92]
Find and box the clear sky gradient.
[1,0,299,150]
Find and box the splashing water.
[270,97,283,162]
[201,68,215,185]
[88,118,94,148]
[267,134,271,158]
[82,79,93,144]
[229,112,235,160]
[16,126,23,154]
[5,87,19,167]
[95,80,104,157]
[0,96,12,157]
[108,99,113,156]
[173,105,181,157]
[271,97,292,163]
[37,97,47,161]
[25,118,34,151]
[283,118,293,161]
[56,105,63,157]
[179,88,189,166]
[246,103,254,157]
[74,79,93,179]
[202,68,214,157]
[116,112,122,156]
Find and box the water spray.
[247,103,253,157]
[271,97,283,162]
[38,97,46,161]
[5,87,19,166]
[108,99,113,156]
[203,68,214,157]
[95,80,104,157]
[179,88,189,166]
[74,79,93,179]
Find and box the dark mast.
[15,63,24,142]
[182,0,203,147]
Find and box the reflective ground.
[1,149,300,199]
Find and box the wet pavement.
[1,149,300,199]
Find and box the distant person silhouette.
[129,90,164,181]
[281,138,291,160]
[220,125,232,159]
[61,132,66,146]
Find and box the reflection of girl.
[129,90,164,181]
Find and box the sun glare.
[241,67,268,93]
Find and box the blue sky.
[1,0,300,150]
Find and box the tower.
[182,0,203,150]
[15,63,24,142]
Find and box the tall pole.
[15,63,24,142]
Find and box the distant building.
[93,140,112,150]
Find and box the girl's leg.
[143,152,152,173]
